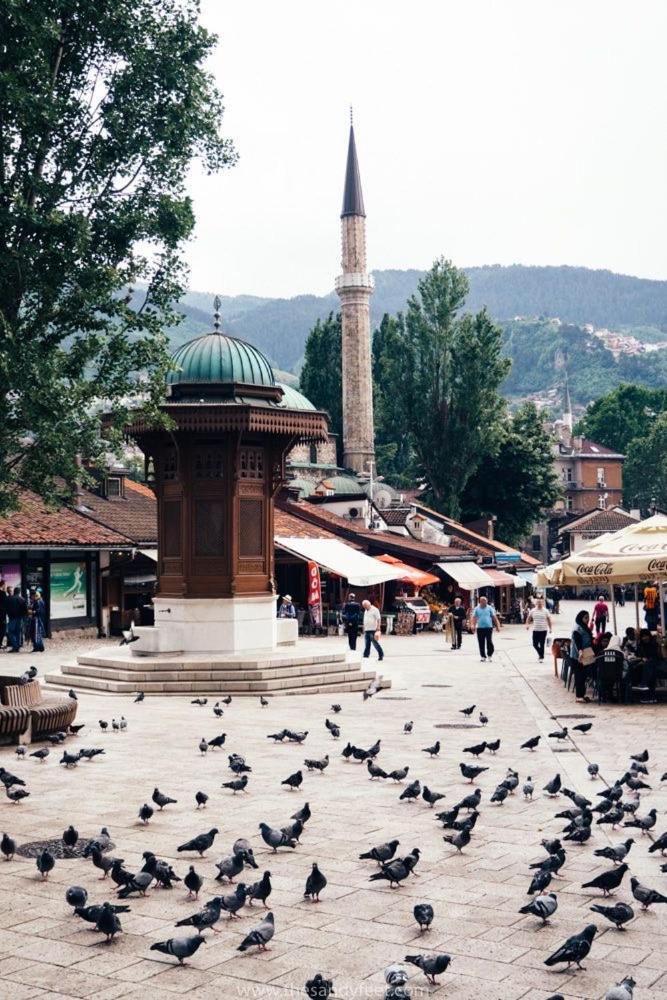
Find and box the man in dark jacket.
[450,597,467,650]
[341,593,362,651]
[6,587,27,652]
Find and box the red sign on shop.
[307,561,322,626]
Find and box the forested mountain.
[171,265,667,399]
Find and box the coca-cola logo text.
[576,562,613,579]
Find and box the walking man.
[341,592,362,651]
[592,594,609,635]
[6,587,27,653]
[361,598,384,661]
[525,595,552,662]
[450,597,466,650]
[472,595,500,662]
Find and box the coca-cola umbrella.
[547,514,667,586]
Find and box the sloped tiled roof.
[74,479,158,545]
[409,501,540,565]
[380,507,411,526]
[562,507,639,534]
[274,508,356,544]
[0,491,133,547]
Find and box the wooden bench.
[0,678,77,745]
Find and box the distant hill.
[172,264,667,395]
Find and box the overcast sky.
[186,0,667,298]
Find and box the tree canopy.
[0,0,235,512]
[574,384,667,455]
[298,312,343,459]
[624,412,667,512]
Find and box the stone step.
[76,651,348,672]
[57,658,360,685]
[45,668,386,696]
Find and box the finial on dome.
[350,104,353,126]
[213,294,222,333]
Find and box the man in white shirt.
[361,599,384,661]
[525,596,552,662]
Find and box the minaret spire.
[335,114,375,475]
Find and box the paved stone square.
[0,601,665,999]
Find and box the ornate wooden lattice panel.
[194,499,224,556]
[239,498,263,557]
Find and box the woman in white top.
[526,597,552,662]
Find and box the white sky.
[186,0,667,298]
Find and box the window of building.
[309,443,318,464]
[597,466,605,486]
[566,496,573,511]
[106,476,122,498]
[598,494,607,509]
[239,448,264,480]
[531,535,541,552]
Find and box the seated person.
[592,630,612,654]
[630,629,666,703]
[621,627,637,655]
[277,594,296,619]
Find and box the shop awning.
[140,549,158,562]
[375,553,440,587]
[483,567,519,587]
[275,537,404,587]
[435,560,490,590]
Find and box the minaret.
[335,114,375,475]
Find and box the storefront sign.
[50,561,88,619]
[0,563,21,591]
[307,561,322,626]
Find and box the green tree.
[376,258,510,518]
[299,312,343,458]
[624,412,667,511]
[574,384,667,455]
[460,403,561,545]
[372,312,418,486]
[0,0,235,513]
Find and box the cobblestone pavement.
[0,601,665,999]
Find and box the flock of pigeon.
[1,674,666,999]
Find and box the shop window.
[239,498,263,556]
[195,500,224,555]
[239,448,264,480]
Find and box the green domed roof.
[319,475,366,496]
[287,477,315,498]
[167,333,275,393]
[276,382,316,411]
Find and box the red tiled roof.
[274,508,357,544]
[73,479,158,545]
[0,491,133,547]
[562,507,639,534]
[578,439,625,458]
[381,507,411,526]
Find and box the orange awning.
[483,567,518,587]
[376,553,440,587]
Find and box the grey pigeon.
[177,829,219,856]
[403,721,413,733]
[549,727,569,740]
[413,903,434,931]
[422,786,445,807]
[590,901,634,930]
[216,882,248,918]
[404,953,452,985]
[30,747,49,763]
[486,738,500,753]
[443,827,470,852]
[630,876,667,908]
[490,785,509,805]
[281,770,303,790]
[36,849,55,879]
[623,807,657,833]
[152,788,177,809]
[648,832,667,855]
[304,862,327,901]
[463,741,487,757]
[459,705,475,716]
[523,777,534,799]
[359,839,400,866]
[369,858,412,887]
[304,755,329,773]
[176,898,222,933]
[60,750,80,767]
[259,822,296,852]
[96,902,122,941]
[237,911,275,951]
[117,855,157,897]
[291,802,311,824]
[520,735,540,751]
[1,832,16,861]
[184,866,203,898]
[63,825,78,851]
[367,759,387,779]
[479,712,488,725]
[460,762,488,783]
[544,924,597,969]
[305,973,335,999]
[74,903,130,925]
[573,722,592,733]
[222,775,249,794]
[247,870,272,907]
[65,885,88,908]
[399,779,421,802]
[215,853,245,883]
[594,839,634,864]
[150,934,206,965]
[5,786,30,803]
[582,863,628,896]
[543,773,561,796]
[588,763,599,779]
[456,787,481,811]
[421,741,440,757]
[195,791,209,809]
[605,977,636,1000]
[138,803,153,824]
[198,738,208,755]
[527,869,552,896]
[388,765,409,782]
[519,891,558,923]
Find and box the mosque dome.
[276,382,317,411]
[318,475,365,496]
[287,477,315,498]
[167,331,276,397]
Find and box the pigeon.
[150,934,207,964]
[134,692,145,702]
[630,761,648,775]
[421,741,440,757]
[195,790,209,809]
[152,788,177,810]
[176,897,223,933]
[436,807,460,828]
[623,773,651,792]
[5,786,30,803]
[63,825,79,851]
[86,846,118,879]
[1,832,16,861]
[597,805,624,828]
[564,825,592,844]
[590,901,634,930]
[399,779,421,802]
[598,783,624,801]
[78,747,105,761]
[281,770,303,791]
[630,876,667,908]
[138,803,153,824]
[605,977,636,1000]
[46,732,66,744]
[285,730,308,744]
[221,695,232,705]
[65,885,88,908]
[259,823,296,852]
[588,763,600,779]
[359,840,400,866]
[629,749,648,763]
[216,883,249,918]
[325,719,340,739]
[529,848,566,874]
[184,866,203,898]
[523,777,534,799]
[36,849,55,879]
[519,891,558,923]
[491,785,509,805]
[222,776,249,794]
[213,703,224,717]
[486,738,501,753]
[215,853,246,883]
[15,746,26,758]
[422,786,445,807]
[110,859,133,888]
[413,903,434,931]
[247,870,272,907]
[237,911,275,951]
[443,827,471,853]
[521,735,540,751]
[208,734,227,749]
[479,712,488,726]
[463,741,487,757]
[456,787,482,811]
[177,829,219,856]
[459,705,475,717]
[30,747,49,763]
[99,720,108,731]
[96,902,122,941]
[544,924,597,969]
[68,689,77,700]
[369,858,412,887]
[562,788,591,810]
[304,755,329,773]
[267,730,287,742]
[404,953,452,985]
[192,698,208,706]
[541,837,563,855]
[367,760,388,780]
[305,974,335,999]
[648,832,667,855]
[403,721,413,733]
[198,738,208,755]
[388,766,409,782]
[460,762,488,783]
[594,839,634,864]
[117,855,157,897]
[548,727,569,740]
[501,769,519,794]
[582,863,628,896]
[281,818,303,843]
[573,722,592,733]
[623,808,657,833]
[59,750,80,768]
[291,802,311,825]
[111,719,120,733]
[74,903,130,924]
[229,754,252,774]
[304,862,327,901]
[259,696,269,707]
[528,869,553,895]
